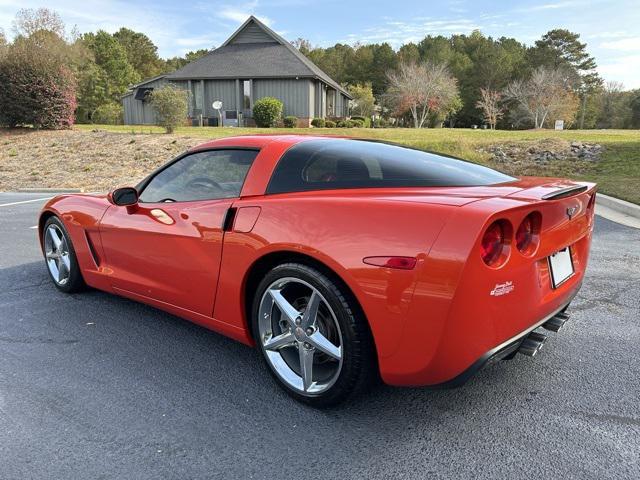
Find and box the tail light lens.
[481,221,506,266]
[516,216,533,251]
[587,192,596,212]
[516,212,541,256]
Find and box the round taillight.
[516,216,533,252]
[515,212,541,256]
[481,221,504,266]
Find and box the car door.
[98,148,259,316]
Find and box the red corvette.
[39,135,596,406]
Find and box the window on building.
[327,89,335,117]
[243,80,251,110]
[193,81,203,113]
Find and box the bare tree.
[0,28,7,58]
[290,38,312,53]
[476,88,503,129]
[503,66,578,128]
[12,8,66,38]
[387,61,459,128]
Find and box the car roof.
[188,134,346,152]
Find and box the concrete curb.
[595,194,640,229]
[17,188,85,193]
[596,194,640,219]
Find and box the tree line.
[300,31,640,129]
[1,7,639,129]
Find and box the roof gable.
[165,16,351,98]
[224,18,279,45]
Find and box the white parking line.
[29,225,38,229]
[0,197,53,208]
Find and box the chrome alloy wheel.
[258,277,343,395]
[44,224,71,286]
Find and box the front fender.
[39,194,112,290]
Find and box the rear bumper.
[432,286,579,388]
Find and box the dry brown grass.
[0,128,200,191]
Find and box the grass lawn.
[76,124,640,204]
[2,125,638,203]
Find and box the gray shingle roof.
[165,17,350,98]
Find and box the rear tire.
[251,262,375,407]
[42,216,85,293]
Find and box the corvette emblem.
[566,205,579,219]
[490,281,514,297]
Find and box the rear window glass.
[266,139,515,194]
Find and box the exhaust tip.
[543,313,569,333]
[518,331,548,357]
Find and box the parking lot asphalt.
[1,192,639,480]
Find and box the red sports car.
[39,135,596,406]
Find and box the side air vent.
[84,231,101,267]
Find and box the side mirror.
[110,187,139,206]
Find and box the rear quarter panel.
[214,193,457,358]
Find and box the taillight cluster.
[480,221,506,266]
[481,212,541,267]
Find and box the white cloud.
[600,36,640,51]
[342,17,481,47]
[217,1,272,26]
[598,54,640,89]
[521,0,583,11]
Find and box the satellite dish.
[212,101,222,110]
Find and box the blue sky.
[1,0,639,88]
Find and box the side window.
[267,139,515,194]
[139,149,258,203]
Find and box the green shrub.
[351,116,370,127]
[0,50,76,129]
[351,119,364,128]
[150,86,189,133]
[253,97,283,127]
[92,103,123,125]
[336,120,355,128]
[311,117,325,128]
[374,118,390,128]
[325,120,336,128]
[283,115,297,128]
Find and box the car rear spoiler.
[541,185,588,200]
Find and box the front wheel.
[42,216,85,293]
[252,263,375,406]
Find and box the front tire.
[252,263,375,407]
[42,216,85,293]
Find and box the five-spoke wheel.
[253,263,375,406]
[42,216,85,293]
[44,224,71,286]
[259,277,343,394]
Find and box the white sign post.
[554,120,564,130]
[212,101,223,127]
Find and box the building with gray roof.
[122,16,351,126]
